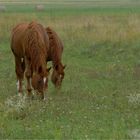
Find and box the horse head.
[31,66,51,99]
[51,63,66,88]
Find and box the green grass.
[0,1,140,139]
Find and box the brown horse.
[46,27,65,88]
[11,22,50,99]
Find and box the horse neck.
[31,52,46,74]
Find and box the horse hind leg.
[15,57,25,96]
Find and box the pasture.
[0,0,140,139]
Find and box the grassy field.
[0,1,140,139]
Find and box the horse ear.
[63,65,66,69]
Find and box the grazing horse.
[11,22,50,99]
[46,27,65,88]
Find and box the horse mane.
[25,22,47,73]
[46,27,63,66]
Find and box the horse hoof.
[18,92,23,98]
[43,97,47,102]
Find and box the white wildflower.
[127,92,140,105]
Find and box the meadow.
[0,1,140,139]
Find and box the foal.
[46,27,65,88]
[11,22,50,99]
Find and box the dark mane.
[25,22,47,73]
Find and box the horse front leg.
[25,59,33,97]
[15,57,25,96]
[25,68,33,97]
